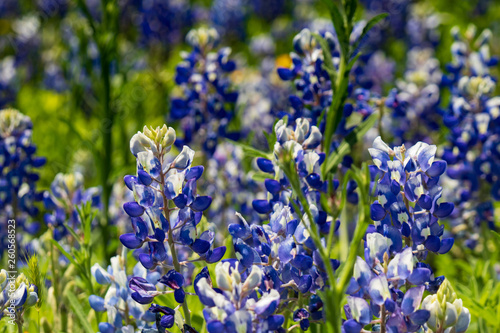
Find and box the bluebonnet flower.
[368,136,454,255]
[276,27,382,176]
[170,27,239,156]
[195,261,285,332]
[341,137,459,332]
[122,125,225,327]
[225,118,338,329]
[438,26,500,247]
[383,48,442,144]
[136,0,192,47]
[43,172,101,242]
[89,251,159,332]
[0,270,39,323]
[276,28,337,123]
[210,0,247,42]
[0,109,46,258]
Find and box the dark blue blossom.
[170,27,239,156]
[0,109,46,258]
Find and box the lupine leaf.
[324,1,348,58]
[351,13,388,57]
[227,139,271,159]
[345,0,357,23]
[323,112,377,176]
[312,32,336,80]
[64,289,95,333]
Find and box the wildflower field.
[2,0,500,332]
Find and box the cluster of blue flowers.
[342,137,464,332]
[89,250,160,332]
[117,124,226,329]
[170,27,239,156]
[43,172,101,243]
[0,270,39,323]
[439,26,499,247]
[222,118,331,331]
[0,109,46,258]
[277,27,381,175]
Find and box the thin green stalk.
[279,153,339,332]
[159,168,192,327]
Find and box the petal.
[123,202,145,217]
[252,199,272,214]
[401,286,425,315]
[426,160,447,178]
[191,196,212,211]
[256,158,274,173]
[408,268,431,285]
[88,295,106,312]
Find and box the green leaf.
[312,33,336,81]
[345,0,357,24]
[323,112,377,176]
[347,52,362,71]
[64,289,95,333]
[263,127,277,150]
[324,1,349,57]
[351,13,388,57]
[227,139,271,159]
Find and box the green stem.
[159,169,192,327]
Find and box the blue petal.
[206,246,226,263]
[401,286,424,315]
[291,254,313,271]
[88,295,105,312]
[256,158,275,173]
[297,275,313,293]
[424,235,441,252]
[408,268,431,285]
[370,203,386,221]
[192,238,211,255]
[207,321,224,333]
[417,194,432,210]
[265,315,285,331]
[120,233,143,249]
[123,202,145,217]
[124,175,138,190]
[174,288,185,303]
[438,238,454,254]
[427,161,447,177]
[277,68,295,80]
[434,202,454,218]
[191,196,212,211]
[138,170,153,186]
[252,199,272,214]
[265,179,281,195]
[343,319,363,333]
[409,309,430,325]
[173,194,188,209]
[186,166,204,180]
[98,323,114,333]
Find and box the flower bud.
[422,279,470,333]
